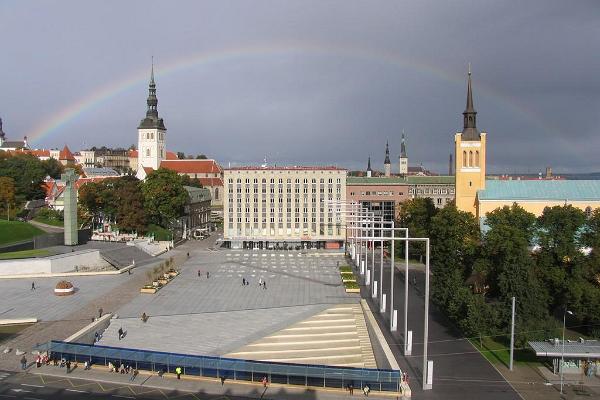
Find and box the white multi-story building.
[224,166,347,250]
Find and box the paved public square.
[99,249,379,367]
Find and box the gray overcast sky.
[1,0,599,174]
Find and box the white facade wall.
[137,128,165,170]
[224,168,347,242]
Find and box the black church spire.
[138,58,166,130]
[384,141,390,164]
[461,64,479,140]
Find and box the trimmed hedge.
[344,281,359,289]
[339,265,352,273]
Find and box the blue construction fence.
[36,341,400,392]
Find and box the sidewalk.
[29,364,401,399]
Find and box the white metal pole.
[560,310,566,394]
[404,231,410,355]
[380,237,384,304]
[423,238,431,390]
[371,218,375,297]
[389,224,395,331]
[509,296,515,371]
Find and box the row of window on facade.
[228,177,342,184]
[350,191,404,196]
[408,187,455,195]
[228,185,342,194]
[142,131,164,141]
[144,148,164,158]
[463,150,480,168]
[227,226,342,236]
[227,196,341,204]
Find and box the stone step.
[266,331,359,342]
[245,338,360,351]
[282,324,357,333]
[227,345,362,359]
[261,354,365,365]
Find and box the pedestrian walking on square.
[176,366,182,379]
[98,308,103,318]
[66,360,71,373]
[258,278,263,287]
[130,368,138,381]
[349,383,354,395]
[221,376,225,386]
[118,327,124,340]
[242,278,246,286]
[206,271,210,278]
[363,384,370,396]
[263,280,267,290]
[262,376,268,388]
[31,282,35,290]
[20,355,27,370]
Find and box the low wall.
[64,313,113,345]
[0,228,92,254]
[0,249,105,276]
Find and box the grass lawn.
[0,249,53,260]
[469,336,539,367]
[33,216,64,227]
[146,224,172,241]
[0,220,45,245]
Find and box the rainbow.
[26,41,554,145]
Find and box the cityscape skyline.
[1,0,599,174]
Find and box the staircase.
[225,304,377,368]
[100,246,155,269]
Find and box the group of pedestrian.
[346,382,370,397]
[108,362,138,380]
[34,353,49,368]
[198,270,210,279]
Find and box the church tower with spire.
[455,65,487,216]
[137,60,167,176]
[384,141,391,177]
[367,156,372,178]
[399,132,408,176]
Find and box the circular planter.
[54,280,75,296]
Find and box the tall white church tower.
[399,132,408,176]
[137,61,166,177]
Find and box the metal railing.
[36,340,400,392]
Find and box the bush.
[339,265,352,273]
[344,281,359,289]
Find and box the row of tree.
[397,198,600,345]
[78,169,197,233]
[0,152,64,202]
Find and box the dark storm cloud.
[1,0,598,173]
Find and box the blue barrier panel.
[36,340,400,392]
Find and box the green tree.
[0,176,16,216]
[180,174,203,188]
[429,204,479,309]
[113,176,147,233]
[485,203,537,244]
[396,197,437,260]
[536,205,586,310]
[40,158,64,179]
[0,152,46,200]
[141,168,188,227]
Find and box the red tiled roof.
[143,167,154,175]
[197,177,224,187]
[128,149,179,160]
[226,166,346,171]
[160,159,223,174]
[59,145,75,161]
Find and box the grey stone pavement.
[99,248,359,358]
[0,248,170,371]
[3,365,387,400]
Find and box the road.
[0,370,254,400]
[357,250,521,400]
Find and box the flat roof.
[529,340,600,358]
[347,176,454,185]
[226,166,346,171]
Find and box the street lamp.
[560,308,574,395]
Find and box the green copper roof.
[347,176,454,185]
[478,180,600,201]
